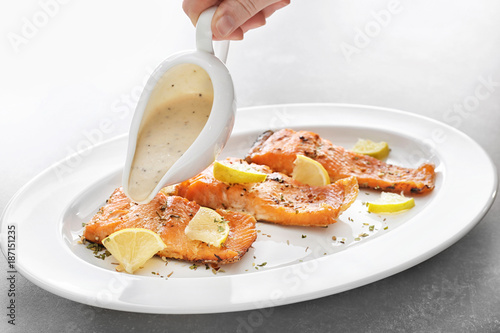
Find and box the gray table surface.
[1,0,499,332]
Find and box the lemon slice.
[213,161,267,184]
[368,192,415,213]
[185,207,229,247]
[102,228,166,274]
[292,155,330,186]
[352,139,390,160]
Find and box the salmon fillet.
[245,129,435,195]
[175,157,359,227]
[84,187,257,264]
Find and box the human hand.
[182,0,290,40]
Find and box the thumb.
[213,0,277,38]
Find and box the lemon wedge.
[185,207,229,247]
[292,155,330,186]
[159,185,176,196]
[213,161,267,184]
[368,192,415,214]
[102,228,166,274]
[352,139,390,160]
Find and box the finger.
[182,0,221,25]
[213,0,282,39]
[238,0,289,35]
[213,28,244,41]
[239,11,266,33]
[262,0,290,18]
[241,0,290,33]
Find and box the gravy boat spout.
[122,7,236,204]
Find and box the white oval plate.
[1,104,497,314]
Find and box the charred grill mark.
[245,130,275,163]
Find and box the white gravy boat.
[122,7,235,204]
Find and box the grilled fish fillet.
[175,157,358,227]
[245,129,435,195]
[84,187,257,264]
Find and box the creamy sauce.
[128,63,214,202]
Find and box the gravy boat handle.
[196,6,230,64]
